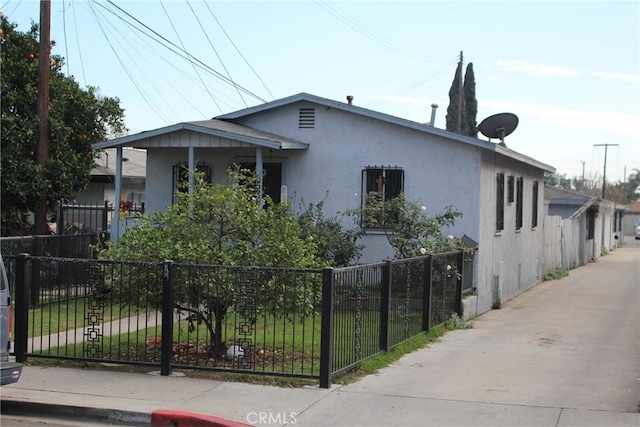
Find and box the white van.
[1,254,22,385]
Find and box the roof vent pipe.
[429,103,438,126]
[346,95,354,105]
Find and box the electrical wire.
[96,0,267,103]
[314,0,455,62]
[88,1,242,120]
[184,0,245,108]
[70,0,87,86]
[202,1,275,101]
[87,1,172,125]
[159,0,222,114]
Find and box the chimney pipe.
[429,103,438,126]
[346,95,354,105]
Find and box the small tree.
[358,192,464,259]
[99,167,321,354]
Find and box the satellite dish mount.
[479,113,519,147]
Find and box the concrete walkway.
[2,240,639,426]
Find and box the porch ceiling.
[92,119,309,151]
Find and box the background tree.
[0,16,126,235]
[463,63,478,137]
[445,60,467,135]
[100,168,321,355]
[612,168,640,203]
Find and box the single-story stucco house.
[93,93,555,315]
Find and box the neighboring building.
[93,93,554,315]
[545,185,624,265]
[622,201,640,236]
[75,147,147,207]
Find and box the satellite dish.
[479,113,519,147]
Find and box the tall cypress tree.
[464,63,478,137]
[445,60,467,135]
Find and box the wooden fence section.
[542,215,581,273]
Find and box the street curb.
[0,399,151,425]
[151,409,253,427]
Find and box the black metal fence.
[56,201,144,235]
[9,251,464,388]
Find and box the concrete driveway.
[296,237,640,426]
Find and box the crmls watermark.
[246,411,298,425]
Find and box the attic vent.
[298,108,315,128]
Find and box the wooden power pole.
[35,0,51,235]
[594,143,619,199]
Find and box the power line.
[159,0,222,114]
[202,1,275,101]
[314,0,455,62]
[87,1,172,124]
[593,143,619,198]
[96,0,267,103]
[185,0,246,108]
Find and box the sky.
[3,0,639,184]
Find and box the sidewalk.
[2,242,639,426]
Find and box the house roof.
[625,201,640,214]
[215,92,555,173]
[92,147,146,179]
[544,185,594,205]
[92,120,310,151]
[93,92,554,173]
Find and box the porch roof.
[93,119,309,151]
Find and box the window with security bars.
[586,208,596,240]
[172,161,212,203]
[362,166,404,228]
[496,173,505,232]
[515,176,524,230]
[507,175,515,204]
[532,181,539,228]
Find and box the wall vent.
[298,108,315,128]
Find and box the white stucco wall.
[476,150,546,314]
[227,101,482,263]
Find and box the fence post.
[160,260,174,376]
[422,256,433,332]
[455,251,464,317]
[14,254,30,363]
[30,237,41,307]
[102,201,109,232]
[379,260,391,352]
[57,200,64,236]
[319,267,334,389]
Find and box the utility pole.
[593,143,619,199]
[35,0,51,235]
[581,161,585,184]
[457,51,463,134]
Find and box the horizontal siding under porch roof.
[131,129,259,149]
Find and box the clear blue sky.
[4,0,639,184]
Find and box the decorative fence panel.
[10,251,465,388]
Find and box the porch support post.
[188,146,195,194]
[256,146,263,199]
[112,146,123,239]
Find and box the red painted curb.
[151,409,253,427]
